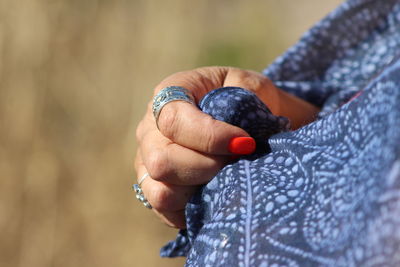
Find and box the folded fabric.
[199,87,290,153]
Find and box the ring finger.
[140,128,228,185]
[135,150,198,228]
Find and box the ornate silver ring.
[152,86,195,128]
[133,174,152,209]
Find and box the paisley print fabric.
[160,0,400,266]
[199,87,290,153]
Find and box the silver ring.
[152,86,195,128]
[133,183,152,209]
[138,173,150,186]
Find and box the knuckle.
[202,117,219,153]
[136,117,153,143]
[135,120,144,142]
[157,106,178,140]
[148,187,173,212]
[146,150,170,181]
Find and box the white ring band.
[138,173,150,186]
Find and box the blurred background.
[0,0,342,266]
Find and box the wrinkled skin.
[135,66,318,228]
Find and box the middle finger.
[140,128,228,185]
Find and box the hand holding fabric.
[134,66,319,228]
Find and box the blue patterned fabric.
[199,87,290,153]
[161,0,400,266]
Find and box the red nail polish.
[228,137,256,155]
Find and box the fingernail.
[228,137,256,155]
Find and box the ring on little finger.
[133,173,152,209]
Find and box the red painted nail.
[228,137,256,155]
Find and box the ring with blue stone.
[133,183,152,209]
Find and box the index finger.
[156,100,251,155]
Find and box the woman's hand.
[134,66,318,229]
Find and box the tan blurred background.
[0,0,342,266]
